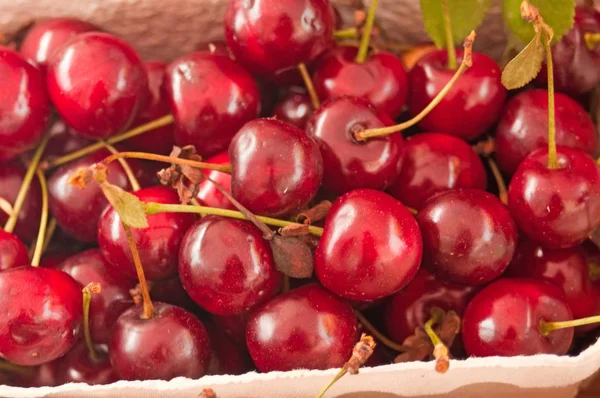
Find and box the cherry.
[98,186,196,281]
[273,91,313,129]
[55,343,117,385]
[417,189,517,286]
[195,152,235,210]
[46,32,148,139]
[164,51,261,158]
[179,216,281,315]
[508,146,600,249]
[495,89,597,176]
[462,278,573,357]
[109,302,211,381]
[313,46,408,119]
[205,322,253,376]
[305,96,403,194]
[408,50,506,141]
[48,148,142,243]
[315,189,422,301]
[224,0,334,77]
[387,132,487,210]
[0,47,50,162]
[211,313,249,347]
[19,17,99,72]
[0,230,29,271]
[44,121,93,158]
[39,252,70,269]
[246,283,358,372]
[57,249,134,344]
[0,266,82,365]
[383,268,478,345]
[124,61,175,155]
[149,275,200,314]
[230,118,323,217]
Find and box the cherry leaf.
[503,0,575,44]
[100,182,149,229]
[270,236,314,278]
[420,0,491,48]
[501,31,545,89]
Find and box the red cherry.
[98,186,196,281]
[508,146,600,249]
[211,313,249,346]
[195,152,235,210]
[230,118,323,217]
[0,266,82,365]
[0,47,50,161]
[313,47,408,119]
[315,189,422,301]
[179,216,281,315]
[0,230,29,271]
[164,51,261,157]
[273,92,313,129]
[55,343,117,385]
[495,89,597,176]
[408,50,506,141]
[205,322,253,376]
[462,278,573,357]
[109,302,211,381]
[387,132,487,210]
[246,283,358,372]
[305,96,403,194]
[149,275,200,314]
[46,32,148,139]
[44,121,93,158]
[224,0,334,76]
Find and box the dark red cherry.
[495,89,597,176]
[44,120,93,158]
[246,283,358,372]
[98,186,196,281]
[0,266,82,366]
[305,96,403,194]
[384,268,478,344]
[46,32,148,139]
[149,275,200,314]
[224,0,334,76]
[39,252,70,269]
[164,51,260,157]
[0,47,50,161]
[195,152,235,210]
[387,132,487,210]
[48,148,142,243]
[508,146,600,249]
[205,322,253,376]
[211,313,249,346]
[462,278,573,357]
[230,118,323,217]
[124,61,175,155]
[57,249,134,344]
[9,361,59,387]
[417,189,517,286]
[19,17,98,72]
[0,230,29,271]
[408,50,506,141]
[109,302,211,381]
[273,92,313,129]
[0,161,42,243]
[56,343,117,385]
[179,216,281,315]
[315,189,422,301]
[313,47,408,119]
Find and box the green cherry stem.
[487,157,508,205]
[540,315,600,336]
[355,310,406,352]
[122,222,154,319]
[442,0,457,69]
[100,141,141,191]
[298,63,321,109]
[30,169,49,267]
[82,282,102,362]
[0,198,13,220]
[584,32,600,50]
[423,307,450,373]
[355,0,380,63]
[334,28,359,40]
[99,151,232,174]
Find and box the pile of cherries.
[1,0,600,391]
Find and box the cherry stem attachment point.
[356,0,379,63]
[82,282,102,362]
[100,141,141,191]
[442,0,457,69]
[298,63,321,109]
[334,28,359,40]
[122,222,154,319]
[354,31,475,141]
[355,310,406,353]
[100,151,232,174]
[487,158,508,205]
[30,169,48,267]
[540,315,600,336]
[424,307,450,373]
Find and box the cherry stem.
[424,308,450,373]
[42,218,57,253]
[315,368,348,398]
[540,315,600,336]
[143,202,324,237]
[3,132,51,234]
[30,169,48,267]
[100,151,232,173]
[487,158,508,205]
[584,33,600,50]
[122,222,154,319]
[355,0,379,63]
[334,28,359,40]
[82,282,101,362]
[355,310,406,352]
[298,63,320,109]
[354,31,475,141]
[101,141,141,191]
[0,360,33,375]
[442,0,457,69]
[0,197,14,219]
[43,115,175,170]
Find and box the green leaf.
[503,0,575,44]
[501,31,545,89]
[100,182,149,229]
[420,0,492,48]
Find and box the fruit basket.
[1,0,600,397]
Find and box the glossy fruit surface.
[230,118,323,216]
[246,284,357,372]
[273,92,313,129]
[462,278,573,357]
[315,189,422,301]
[0,230,29,271]
[56,343,117,385]
[195,152,235,210]
[46,32,148,138]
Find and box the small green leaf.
[501,31,545,89]
[100,182,149,229]
[420,0,492,48]
[503,0,575,44]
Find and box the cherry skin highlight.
[0,230,29,271]
[246,283,358,372]
[315,189,422,301]
[462,278,573,357]
[195,152,235,211]
[273,91,313,129]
